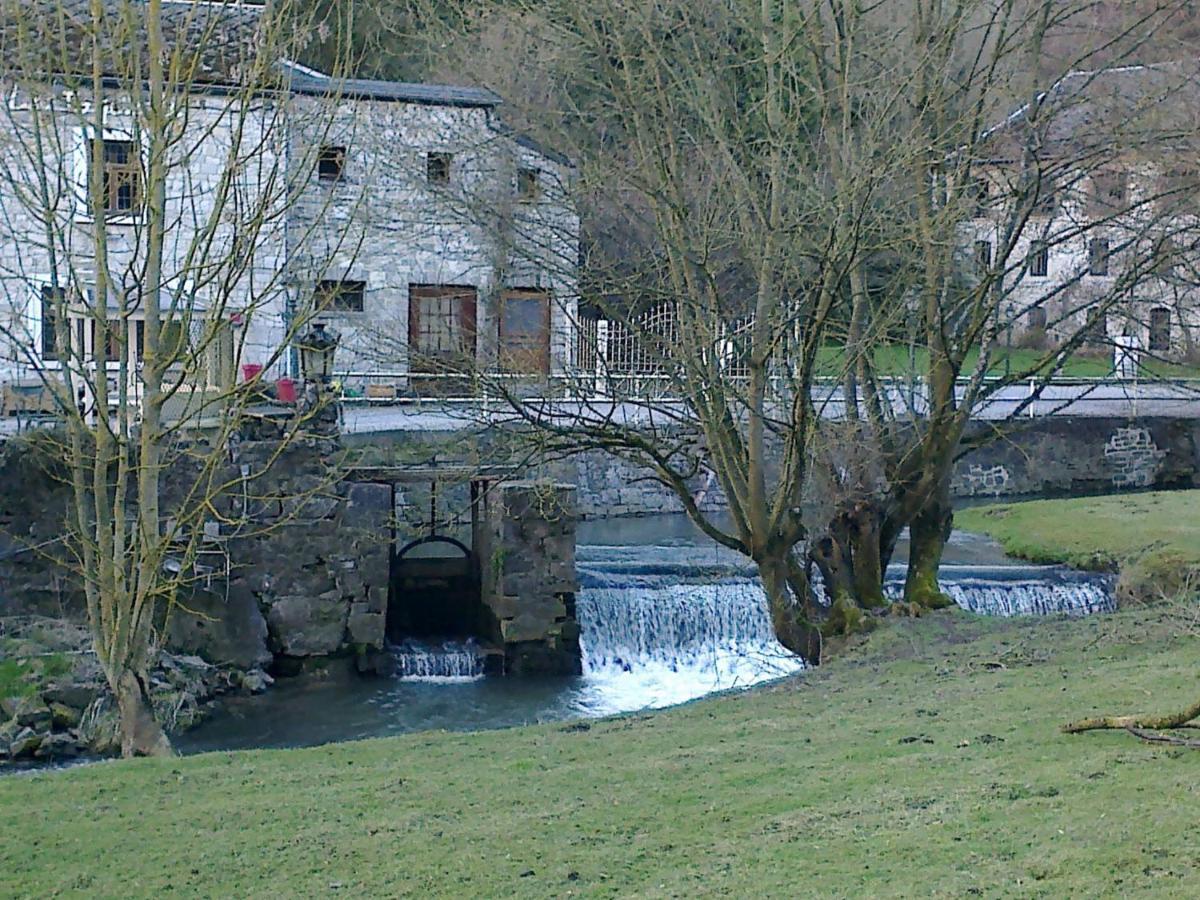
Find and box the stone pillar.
[486,482,581,676]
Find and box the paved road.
[4,380,1194,438]
[341,381,1200,435]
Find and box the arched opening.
[388,535,486,643]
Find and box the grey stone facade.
[0,43,578,399]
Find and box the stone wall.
[951,417,1199,499]
[483,482,581,675]
[0,433,393,673]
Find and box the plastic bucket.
[275,377,297,404]
[241,363,264,382]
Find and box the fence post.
[595,319,609,398]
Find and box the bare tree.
[806,1,1200,624]
[395,0,1200,660]
[0,0,365,754]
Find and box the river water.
[177,516,1113,754]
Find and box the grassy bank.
[957,490,1200,574]
[2,608,1199,897]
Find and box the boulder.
[34,731,82,760]
[241,669,274,694]
[168,580,272,669]
[42,681,101,710]
[8,727,42,759]
[266,591,349,656]
[49,702,81,729]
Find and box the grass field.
[3,606,1199,897]
[957,490,1200,571]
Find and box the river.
[176,515,1113,754]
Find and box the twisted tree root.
[1063,697,1200,735]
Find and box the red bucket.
[275,377,297,404]
[241,363,264,383]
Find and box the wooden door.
[499,289,551,375]
[408,285,478,375]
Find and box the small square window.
[427,152,452,185]
[317,145,346,182]
[517,167,540,202]
[1088,238,1110,276]
[1027,241,1049,277]
[974,240,992,273]
[315,280,365,313]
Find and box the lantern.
[298,322,339,385]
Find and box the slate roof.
[983,62,1200,160]
[282,63,501,108]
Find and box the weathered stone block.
[346,606,385,647]
[169,579,273,670]
[265,591,349,656]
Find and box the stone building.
[0,2,579,410]
[964,63,1200,364]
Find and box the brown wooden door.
[499,289,551,375]
[408,285,478,375]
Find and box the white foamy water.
[389,639,486,682]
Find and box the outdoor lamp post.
[298,321,339,388]
[297,322,340,433]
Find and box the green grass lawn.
[815,344,1200,379]
[3,607,1199,897]
[957,490,1200,571]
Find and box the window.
[1085,314,1108,347]
[1092,169,1128,210]
[970,176,990,216]
[517,167,540,202]
[40,286,64,361]
[974,240,992,274]
[90,139,141,214]
[317,145,346,182]
[426,152,452,185]
[1027,307,1047,331]
[1027,241,1049,277]
[1155,239,1176,275]
[1033,182,1056,215]
[1149,307,1172,352]
[408,284,476,372]
[89,319,124,362]
[1088,238,1110,276]
[315,280,365,313]
[499,289,551,374]
[134,319,188,362]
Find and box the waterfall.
[575,547,805,713]
[388,639,485,682]
[871,564,1116,617]
[936,571,1116,617]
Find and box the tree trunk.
[113,669,173,758]
[846,502,888,610]
[759,555,823,666]
[903,492,955,610]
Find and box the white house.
[965,63,1200,366]
[0,1,579,414]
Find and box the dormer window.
[317,145,346,182]
[90,139,141,214]
[517,167,540,202]
[427,152,452,185]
